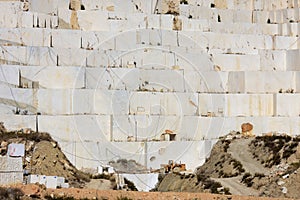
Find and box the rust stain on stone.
[70,11,80,30]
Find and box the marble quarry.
[0,0,300,174]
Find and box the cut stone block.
[20,66,85,89]
[51,29,82,49]
[212,53,260,71]
[275,94,300,117]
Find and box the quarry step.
[0,28,298,50]
[0,0,299,176]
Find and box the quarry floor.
[6,183,299,200]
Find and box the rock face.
[0,0,300,176]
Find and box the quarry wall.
[0,0,300,171]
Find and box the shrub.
[91,173,111,180]
[224,187,231,195]
[282,148,296,159]
[285,161,300,174]
[222,140,231,152]
[44,194,75,200]
[241,173,253,187]
[218,170,224,177]
[241,173,251,182]
[117,196,132,200]
[231,159,245,174]
[0,187,24,200]
[196,173,208,182]
[254,173,265,179]
[180,0,188,4]
[124,178,138,191]
[203,180,222,194]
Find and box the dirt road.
[213,176,260,196]
[212,138,269,196]
[228,138,268,175]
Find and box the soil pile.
[156,133,300,199]
[0,122,90,187]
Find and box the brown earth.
[2,183,299,200]
[0,122,90,187]
[1,122,300,199]
[156,133,300,199]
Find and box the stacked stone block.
[0,0,299,171]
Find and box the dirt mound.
[156,133,300,199]
[249,135,300,168]
[154,139,244,195]
[154,170,230,195]
[247,135,300,198]
[155,173,201,193]
[197,139,245,178]
[28,140,90,187]
[0,187,24,200]
[0,122,90,187]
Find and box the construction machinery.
[160,160,186,173]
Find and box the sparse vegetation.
[180,0,188,4]
[285,161,300,174]
[254,173,265,179]
[222,140,231,152]
[203,180,222,194]
[90,173,111,180]
[196,173,209,183]
[0,131,53,143]
[117,196,132,200]
[224,187,231,195]
[0,187,24,200]
[44,194,75,200]
[196,172,223,194]
[124,178,138,191]
[241,173,254,187]
[250,135,298,168]
[232,159,245,173]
